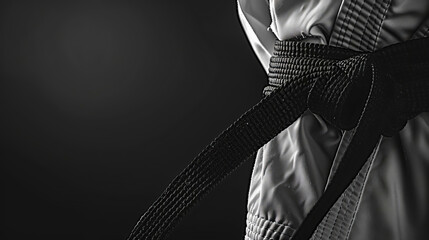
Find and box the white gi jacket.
[238,0,429,239]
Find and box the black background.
[1,0,267,239]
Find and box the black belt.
[127,37,429,240]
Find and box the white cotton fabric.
[238,0,429,239]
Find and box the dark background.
[0,0,266,239]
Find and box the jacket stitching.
[371,0,391,51]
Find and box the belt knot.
[267,39,428,136]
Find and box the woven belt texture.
[127,37,429,240]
